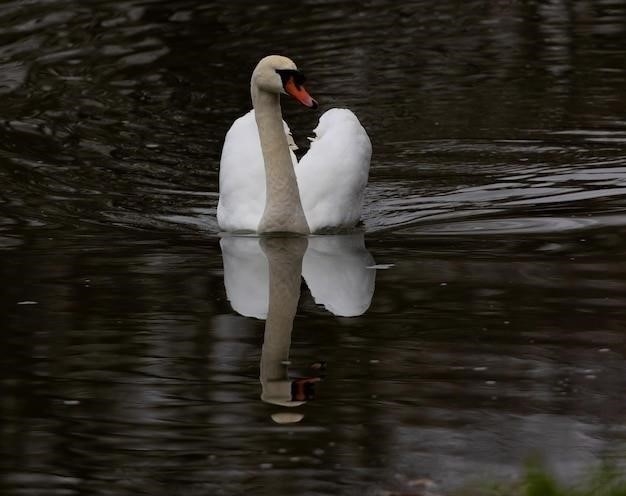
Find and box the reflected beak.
[285,78,318,109]
[291,377,321,402]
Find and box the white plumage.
[217,108,371,233]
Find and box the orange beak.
[285,77,318,109]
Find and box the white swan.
[217,55,371,234]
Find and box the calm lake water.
[1,1,626,495]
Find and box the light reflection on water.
[1,0,626,494]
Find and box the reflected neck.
[260,237,307,405]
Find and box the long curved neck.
[251,85,309,234]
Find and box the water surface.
[1,1,626,495]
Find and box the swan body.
[217,55,371,234]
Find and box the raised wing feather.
[296,109,371,233]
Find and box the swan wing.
[296,108,371,233]
[217,110,298,232]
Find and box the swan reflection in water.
[220,233,375,422]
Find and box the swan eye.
[276,69,306,89]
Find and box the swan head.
[251,55,318,109]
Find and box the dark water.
[2,1,626,494]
